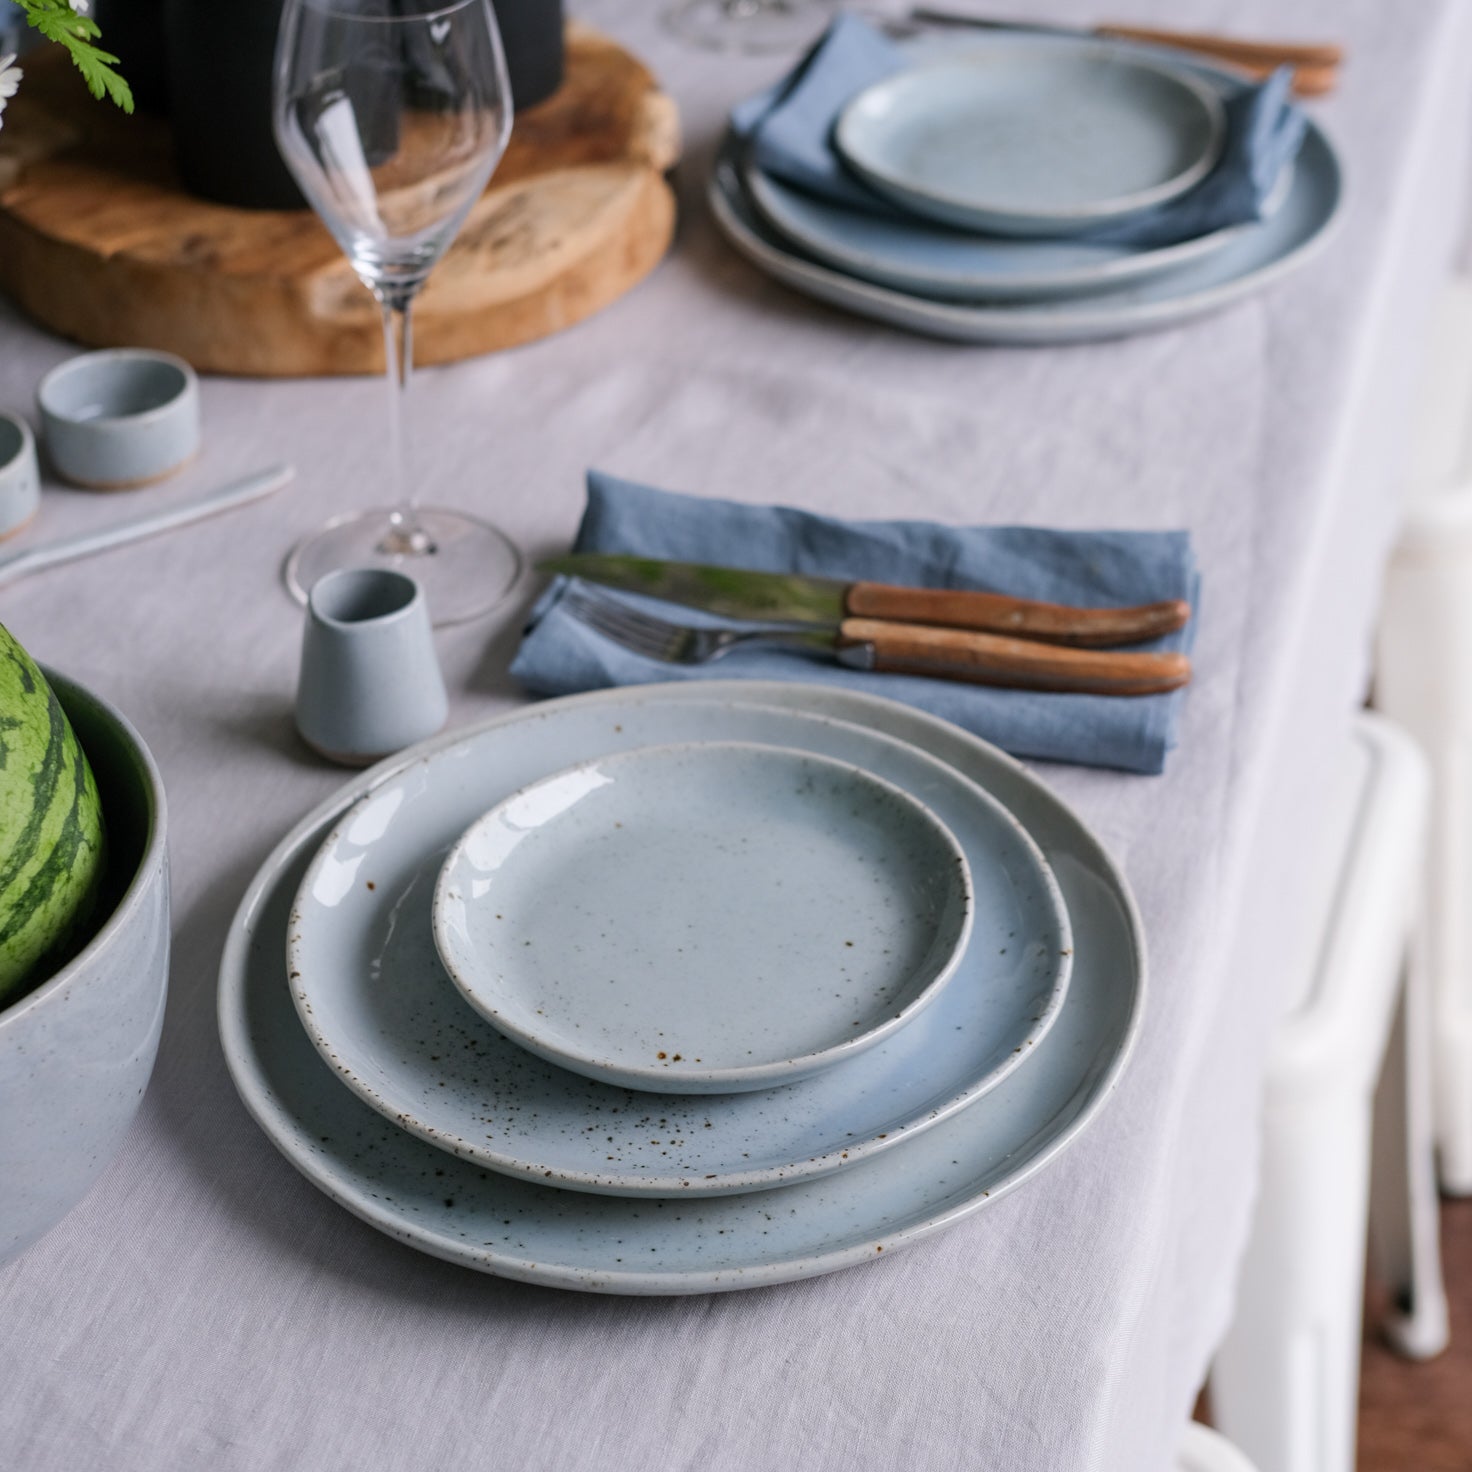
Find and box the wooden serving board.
[0,24,680,376]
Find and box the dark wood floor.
[1358,1195,1472,1470]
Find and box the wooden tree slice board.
[0,24,680,377]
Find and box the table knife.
[542,553,1191,649]
[902,8,1342,94]
[834,618,1190,694]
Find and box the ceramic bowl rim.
[307,566,425,631]
[0,667,168,1032]
[36,349,199,433]
[0,412,36,475]
[429,736,977,1092]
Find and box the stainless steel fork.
[562,583,853,666]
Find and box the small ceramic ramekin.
[36,349,201,490]
[0,412,40,538]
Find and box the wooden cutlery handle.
[1232,60,1338,98]
[845,582,1190,648]
[1095,25,1343,69]
[838,619,1192,696]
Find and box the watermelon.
[0,625,107,1007]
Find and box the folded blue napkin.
[730,12,1307,248]
[510,472,1200,775]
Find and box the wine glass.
[664,0,834,54]
[274,0,519,625]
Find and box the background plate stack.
[712,27,1343,345]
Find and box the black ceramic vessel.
[94,0,171,116]
[163,0,303,210]
[497,0,564,111]
[161,0,565,212]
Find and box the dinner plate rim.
[834,47,1228,235]
[281,696,1075,1194]
[711,133,1342,344]
[217,681,1146,1294]
[429,737,977,1094]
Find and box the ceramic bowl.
[0,411,40,539]
[0,668,169,1267]
[36,349,200,489]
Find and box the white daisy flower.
[0,55,23,130]
[69,0,90,13]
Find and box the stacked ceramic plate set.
[711,23,1344,344]
[218,680,1144,1294]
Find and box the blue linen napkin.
[510,472,1200,775]
[730,12,1307,248]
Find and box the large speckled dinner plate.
[286,700,1070,1193]
[218,682,1144,1296]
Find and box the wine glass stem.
[378,296,436,558]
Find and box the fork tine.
[562,583,685,661]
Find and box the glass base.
[664,0,831,53]
[285,507,523,628]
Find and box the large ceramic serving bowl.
[0,669,169,1267]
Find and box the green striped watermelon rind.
[0,627,108,1009]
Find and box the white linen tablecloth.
[1,2,1468,1467]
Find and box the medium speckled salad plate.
[432,740,976,1094]
[834,44,1225,236]
[741,158,1293,304]
[219,682,1144,1295]
[286,700,1071,1195]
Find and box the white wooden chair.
[1210,713,1447,1472]
[1377,278,1472,1194]
[1179,1423,1263,1472]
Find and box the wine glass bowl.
[274,0,522,623]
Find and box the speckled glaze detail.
[835,42,1225,236]
[285,698,1071,1196]
[218,681,1143,1295]
[0,668,169,1268]
[434,741,974,1093]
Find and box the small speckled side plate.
[433,741,975,1094]
[836,43,1225,236]
[286,699,1071,1196]
[218,681,1143,1295]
